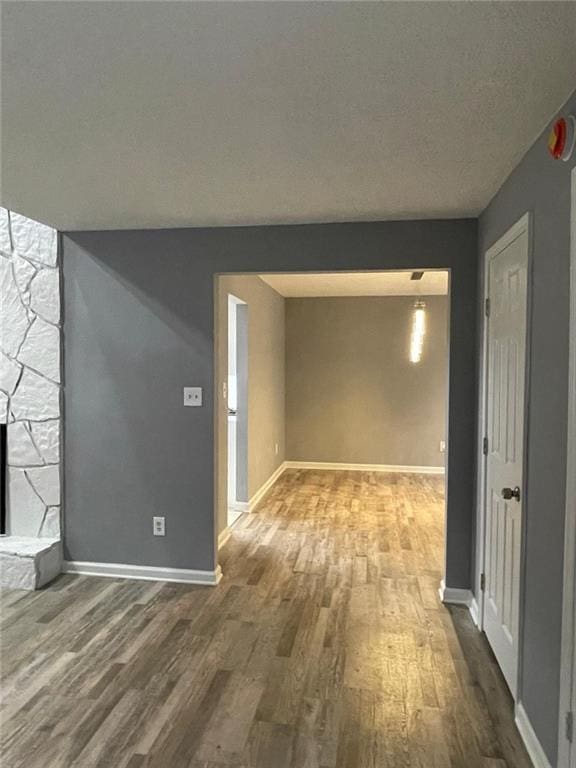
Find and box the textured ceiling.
[259,271,449,298]
[2,1,576,231]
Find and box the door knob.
[501,486,521,502]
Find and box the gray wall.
[215,275,286,534]
[478,88,576,763]
[62,218,477,587]
[286,295,448,466]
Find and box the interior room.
[1,3,575,767]
[216,270,450,546]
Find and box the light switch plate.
[184,387,203,407]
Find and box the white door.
[483,217,529,698]
[558,167,576,768]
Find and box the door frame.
[476,212,532,699]
[559,166,576,767]
[226,292,248,515]
[214,268,452,587]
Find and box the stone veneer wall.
[0,208,61,539]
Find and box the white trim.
[469,596,480,627]
[487,214,532,256]
[477,212,531,637]
[559,166,576,768]
[438,579,473,607]
[219,462,288,547]
[439,589,479,627]
[218,528,232,548]
[515,703,553,768]
[218,504,248,549]
[284,461,445,475]
[248,462,288,511]
[64,560,223,586]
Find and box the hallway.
[1,471,531,767]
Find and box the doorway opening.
[227,294,248,528]
[215,270,451,591]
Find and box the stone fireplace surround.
[0,208,62,588]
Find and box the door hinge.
[483,436,489,455]
[566,711,573,743]
[485,297,491,317]
[480,573,486,592]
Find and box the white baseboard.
[438,581,481,628]
[248,462,288,511]
[515,702,553,768]
[228,501,249,514]
[218,501,249,548]
[218,529,232,548]
[218,506,248,549]
[218,463,288,547]
[284,461,445,475]
[469,595,480,627]
[64,560,222,586]
[438,579,473,607]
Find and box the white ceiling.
[2,2,576,231]
[259,271,448,298]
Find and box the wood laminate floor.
[0,470,532,768]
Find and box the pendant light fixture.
[409,300,426,363]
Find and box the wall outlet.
[439,440,446,453]
[275,443,279,456]
[153,516,165,536]
[184,387,202,407]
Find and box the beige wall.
[285,295,448,467]
[216,275,285,534]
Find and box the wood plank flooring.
[0,470,532,768]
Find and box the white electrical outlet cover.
[184,387,203,407]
